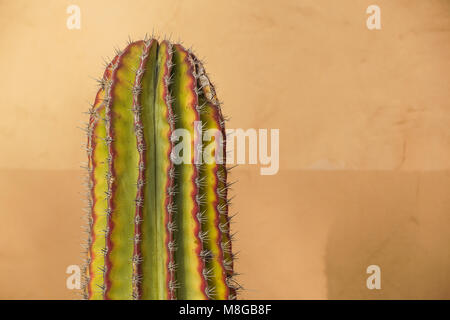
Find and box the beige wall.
[0,0,449,299]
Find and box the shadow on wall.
[325,171,450,299]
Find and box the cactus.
[81,37,238,300]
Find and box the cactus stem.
[85,38,238,300]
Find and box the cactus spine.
[81,37,237,300]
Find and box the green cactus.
[81,37,237,300]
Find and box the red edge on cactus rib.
[161,41,176,300]
[87,56,117,299]
[217,103,236,299]
[192,52,231,299]
[104,46,132,299]
[211,111,230,299]
[201,68,235,298]
[176,44,208,298]
[131,40,149,300]
[87,97,100,299]
[217,101,236,298]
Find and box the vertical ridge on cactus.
[82,37,237,300]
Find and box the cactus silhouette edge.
[81,36,238,300]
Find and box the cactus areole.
[82,38,236,300]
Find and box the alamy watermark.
[366,265,381,290]
[66,5,81,30]
[366,5,381,30]
[171,122,279,176]
[66,265,81,290]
